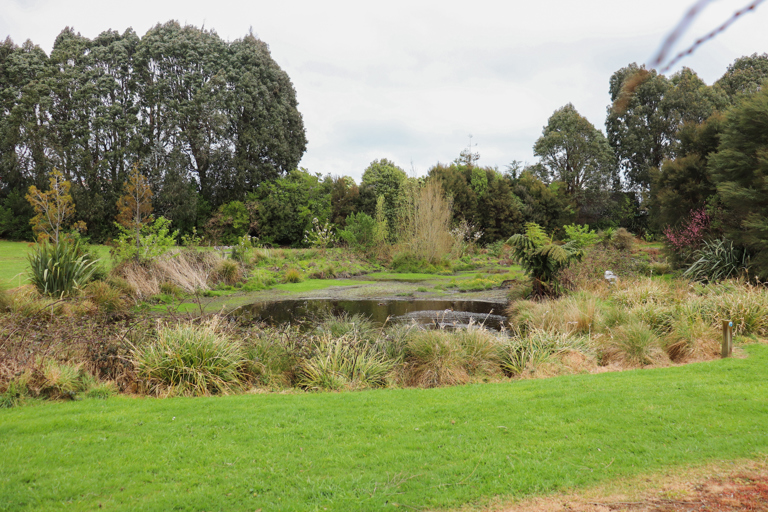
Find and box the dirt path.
[481,459,768,512]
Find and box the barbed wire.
[651,0,765,73]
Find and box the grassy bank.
[2,344,768,511]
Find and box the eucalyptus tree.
[606,64,676,192]
[715,53,768,104]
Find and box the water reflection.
[238,299,508,330]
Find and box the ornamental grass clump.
[500,329,584,376]
[297,334,393,391]
[131,318,246,397]
[405,330,470,388]
[28,241,98,297]
[684,238,750,282]
[604,319,667,367]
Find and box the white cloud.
[2,0,766,181]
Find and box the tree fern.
[507,223,583,297]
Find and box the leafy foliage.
[27,241,99,297]
[533,103,617,201]
[563,224,599,249]
[684,238,750,283]
[507,223,583,297]
[26,169,86,244]
[707,86,768,278]
[112,216,178,263]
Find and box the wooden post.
[722,320,733,358]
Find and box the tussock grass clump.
[83,281,127,315]
[24,358,88,399]
[215,259,243,286]
[317,313,378,343]
[405,330,470,387]
[664,313,720,361]
[0,379,29,408]
[509,292,606,335]
[246,329,303,388]
[698,282,768,336]
[283,268,302,283]
[604,320,668,367]
[501,329,586,376]
[298,334,393,391]
[131,318,246,396]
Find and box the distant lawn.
[0,240,33,287]
[0,240,112,288]
[2,344,768,511]
[274,278,373,292]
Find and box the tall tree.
[708,86,768,278]
[606,64,676,192]
[358,158,407,230]
[715,53,768,104]
[533,103,617,202]
[650,114,723,230]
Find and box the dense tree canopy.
[533,103,617,221]
[0,22,306,241]
[708,87,768,278]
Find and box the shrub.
[338,212,377,253]
[649,261,672,275]
[611,228,635,252]
[283,268,302,283]
[563,224,599,249]
[83,281,128,316]
[304,218,337,248]
[231,234,255,262]
[683,238,749,282]
[112,216,178,263]
[131,318,246,396]
[215,259,243,286]
[28,241,99,297]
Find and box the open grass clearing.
[2,344,768,511]
[0,240,112,288]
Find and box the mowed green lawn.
[0,240,111,288]
[2,345,767,511]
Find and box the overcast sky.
[3,0,766,181]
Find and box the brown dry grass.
[116,249,223,298]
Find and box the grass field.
[2,344,767,511]
[0,240,112,288]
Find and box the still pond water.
[239,299,509,330]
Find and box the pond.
[238,299,509,330]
